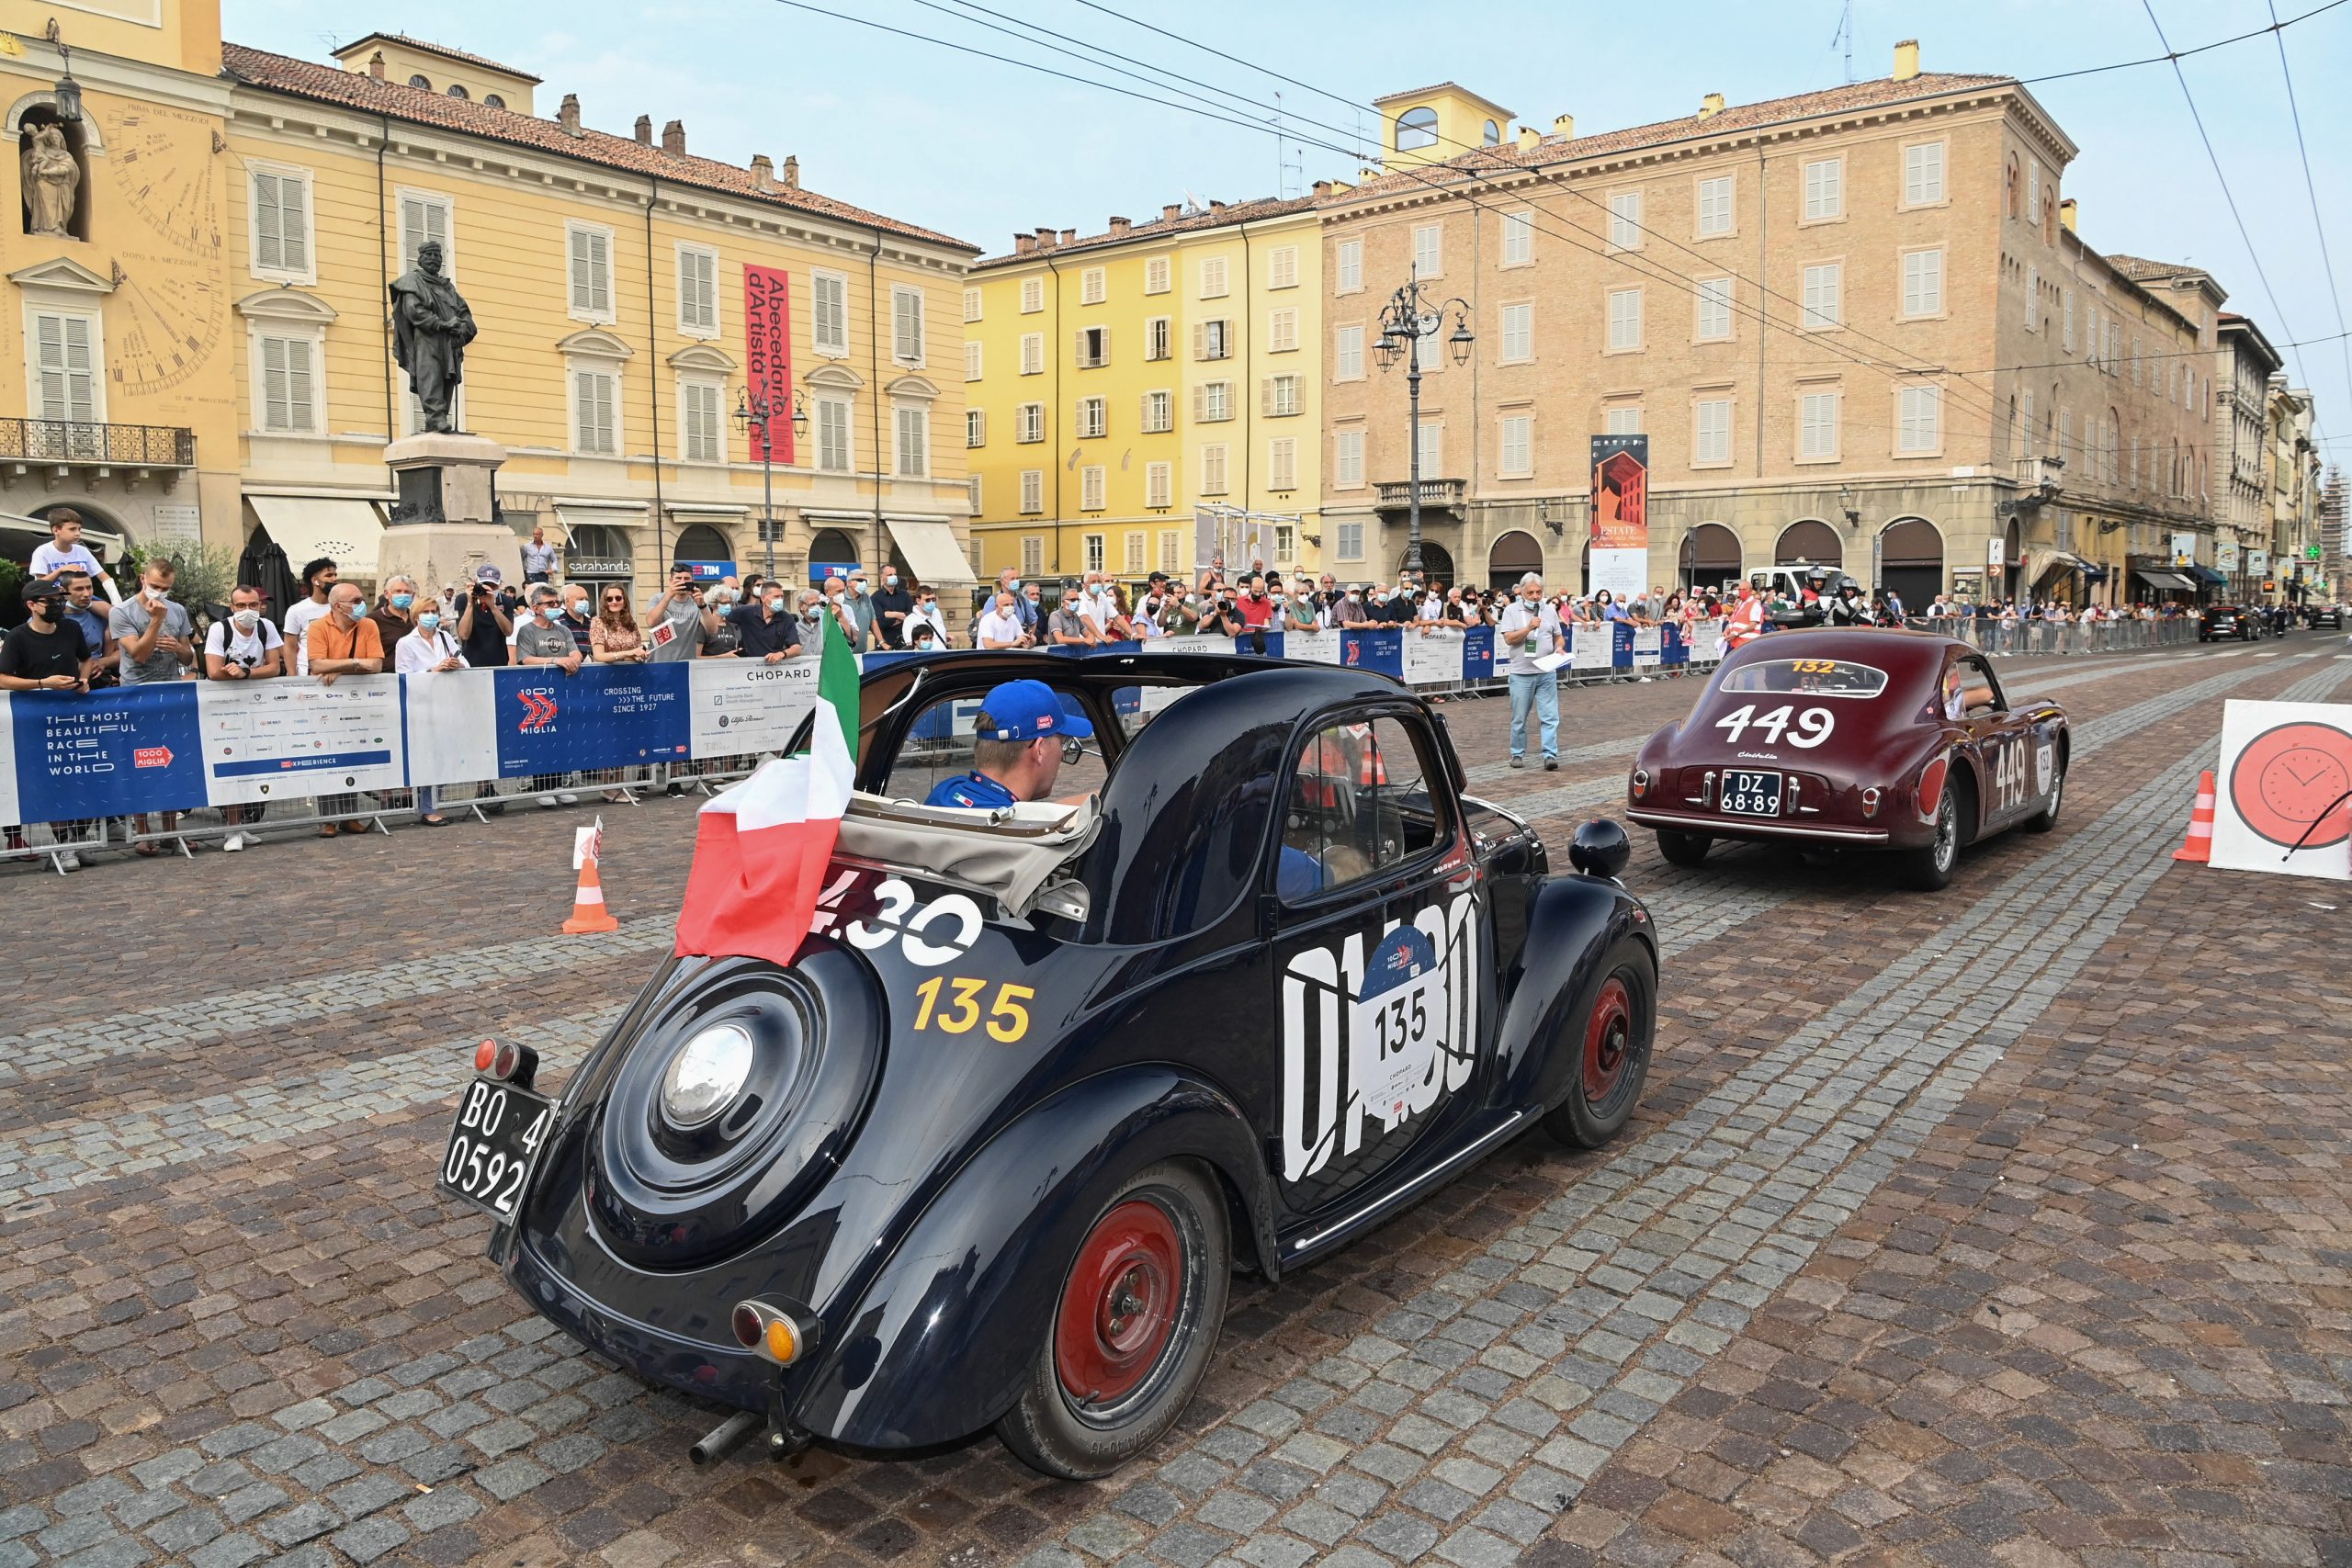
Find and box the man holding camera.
[646,568,710,662]
[457,575,512,669]
[203,584,288,849]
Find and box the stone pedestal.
[378,432,523,593]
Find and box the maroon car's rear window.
[1716,659,1889,698]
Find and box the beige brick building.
[1319,46,2221,610]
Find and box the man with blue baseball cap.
[924,678,1095,808]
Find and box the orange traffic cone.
[562,818,620,933]
[2171,770,2216,863]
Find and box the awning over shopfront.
[2187,564,2227,587]
[2132,569,2198,593]
[2032,550,2088,581]
[884,515,978,587]
[246,496,388,580]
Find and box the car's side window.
[1954,656,2004,717]
[880,690,1110,805]
[1279,713,1450,903]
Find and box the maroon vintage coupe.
[1626,629,2068,890]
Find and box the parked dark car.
[2201,604,2264,641]
[1627,629,2069,890]
[440,650,1658,1478]
[2309,604,2344,630]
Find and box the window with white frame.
[1499,301,1532,363]
[1020,474,1044,515]
[1194,380,1234,422]
[1801,263,1841,329]
[1020,535,1044,574]
[2020,390,2035,451]
[1194,319,1233,360]
[1335,323,1364,380]
[1609,190,1642,250]
[1334,427,1364,487]
[1201,442,1228,494]
[1274,523,1296,563]
[1016,402,1046,443]
[399,189,450,275]
[1901,248,1943,317]
[895,404,929,476]
[2024,265,2038,331]
[680,379,724,461]
[1263,374,1302,416]
[1124,531,1146,572]
[1075,324,1110,367]
[1076,396,1107,438]
[1337,520,1364,560]
[677,244,718,336]
[1145,316,1170,360]
[1159,529,1181,570]
[1416,422,1442,477]
[1199,255,1228,298]
[1802,157,1842,220]
[2027,160,2041,220]
[1268,245,1299,288]
[1412,223,1442,277]
[1799,389,1838,458]
[1020,276,1045,313]
[1603,407,1642,435]
[1695,276,1733,341]
[1081,267,1106,305]
[571,366,618,454]
[1903,141,1945,206]
[1020,333,1044,375]
[1141,388,1172,433]
[1144,255,1170,295]
[967,408,987,446]
[256,333,317,434]
[1897,386,1940,453]
[1501,210,1534,266]
[892,287,925,365]
[1498,412,1532,477]
[1146,461,1172,508]
[1080,468,1106,511]
[2062,288,2075,352]
[967,474,983,515]
[250,165,312,281]
[1336,238,1362,292]
[1693,396,1731,465]
[964,342,984,381]
[1696,174,1733,236]
[1268,307,1298,353]
[964,287,983,322]
[1607,288,1643,351]
[814,271,850,355]
[567,222,615,321]
[1268,436,1298,491]
[817,396,853,471]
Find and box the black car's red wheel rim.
[1582,976,1634,1108]
[1056,1199,1182,1409]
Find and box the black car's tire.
[1655,829,1711,867]
[2025,754,2065,833]
[1543,957,1655,1150]
[997,1160,1230,1480]
[1897,786,1962,891]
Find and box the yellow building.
[965,196,1324,588]
[0,5,981,600]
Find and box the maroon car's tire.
[1898,787,1961,891]
[1544,958,1655,1149]
[1655,829,1711,867]
[2026,753,2064,833]
[997,1160,1229,1480]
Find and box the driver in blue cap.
[924,678,1095,808]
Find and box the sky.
[224,0,2352,459]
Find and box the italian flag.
[673,613,862,967]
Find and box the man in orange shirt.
[306,581,386,836]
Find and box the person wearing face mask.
[304,581,387,835]
[903,585,951,647]
[1340,586,1383,631]
[55,570,112,685]
[646,569,711,663]
[557,586,597,657]
[1,580,95,867]
[840,570,878,650]
[975,589,1029,650]
[1129,589,1163,640]
[368,574,421,671]
[284,558,338,677]
[1160,586,1204,637]
[1020,581,1046,630]
[1283,581,1327,632]
[729,581,806,664]
[1498,572,1561,771]
[870,568,914,648]
[513,589,584,808]
[1048,581,1102,648]
[394,596,469,826]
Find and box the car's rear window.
[1716,658,1889,698]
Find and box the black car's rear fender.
[1492,874,1657,1114]
[793,1065,1275,1450]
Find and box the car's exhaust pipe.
[689,1409,763,1467]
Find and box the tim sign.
[744,264,794,465]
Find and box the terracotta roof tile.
[973,194,1316,269]
[335,32,542,85]
[221,42,975,252]
[2103,254,2195,281]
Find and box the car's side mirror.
[1568,818,1631,881]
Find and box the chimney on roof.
[750,154,775,191]
[367,50,386,81]
[634,114,652,145]
[1109,215,1131,236]
[1517,125,1539,151]
[1059,229,1076,245]
[1035,226,1056,249]
[1312,179,1331,197]
[1015,233,1036,254]
[1893,39,1920,81]
[1552,113,1575,139]
[782,155,799,190]
[2060,197,2078,233]
[1329,179,1353,195]
[1161,203,1180,221]
[1698,92,1724,119]
[559,93,582,137]
[1208,199,1227,215]
[662,119,685,154]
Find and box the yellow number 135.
[912,976,1036,1043]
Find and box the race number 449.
[1713,704,1835,749]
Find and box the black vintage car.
[2200,604,2262,642]
[439,651,1657,1478]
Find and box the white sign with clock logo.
[2211,699,2352,881]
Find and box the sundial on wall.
[106,103,229,396]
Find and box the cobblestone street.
[4,637,2348,1568]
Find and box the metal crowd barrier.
[1906,615,2199,655]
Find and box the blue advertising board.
[1340,629,1403,678]
[9,682,207,819]
[492,662,691,777]
[1462,626,1496,681]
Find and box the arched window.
[446,83,469,99]
[1483,118,1501,146]
[1775,520,1842,568]
[1396,107,1439,152]
[484,93,506,109]
[2005,155,2019,218]
[673,523,732,570]
[408,73,432,90]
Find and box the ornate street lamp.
[1374,274,1472,574]
[733,385,808,579]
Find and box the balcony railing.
[1374,478,1466,510]
[0,418,195,468]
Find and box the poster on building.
[2209,698,2352,882]
[1986,538,2004,571]
[493,663,691,778]
[2250,548,2270,577]
[2217,538,2241,572]
[2170,532,2198,568]
[197,675,406,806]
[688,658,819,759]
[1589,434,1650,603]
[743,264,795,466]
[6,682,207,821]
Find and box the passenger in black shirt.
[868,571,915,648]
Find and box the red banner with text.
[743,264,794,465]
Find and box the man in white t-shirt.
[1497,572,1560,770]
[974,590,1031,650]
[28,510,102,582]
[283,557,338,677]
[204,584,288,851]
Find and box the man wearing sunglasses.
[922,679,1093,809]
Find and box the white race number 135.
[1713,704,1835,749]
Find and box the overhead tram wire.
[2264,0,2352,434]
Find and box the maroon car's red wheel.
[1582,976,1634,1109]
[1054,1200,1180,1405]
